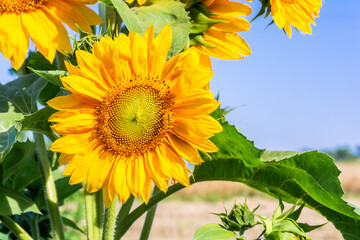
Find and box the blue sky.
[0,0,359,151]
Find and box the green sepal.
[189,34,216,48]
[189,6,225,34]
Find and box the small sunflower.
[190,0,252,60]
[0,0,102,70]
[270,0,322,38]
[48,25,222,206]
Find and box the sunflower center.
[0,0,47,13]
[279,0,297,4]
[96,84,172,156]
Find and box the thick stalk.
[102,199,117,240]
[0,216,33,240]
[114,196,134,239]
[114,184,186,240]
[83,184,104,240]
[34,132,65,240]
[139,186,161,240]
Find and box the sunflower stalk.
[139,186,161,240]
[34,132,65,240]
[102,199,118,240]
[0,216,33,240]
[83,185,105,240]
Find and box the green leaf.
[3,142,40,192]
[37,82,61,106]
[62,216,85,234]
[0,73,47,114]
[133,0,191,58]
[0,184,41,215]
[1,141,36,185]
[111,0,144,34]
[0,104,24,164]
[27,52,57,71]
[260,150,300,162]
[37,176,82,210]
[28,67,67,87]
[192,120,360,240]
[22,107,58,142]
[193,223,237,240]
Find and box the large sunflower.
[270,0,322,38]
[0,0,102,70]
[191,0,252,60]
[48,25,222,207]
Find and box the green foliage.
[0,185,41,215]
[0,105,24,164]
[111,0,191,58]
[2,141,39,191]
[28,67,66,87]
[22,107,58,142]
[111,0,144,34]
[191,110,360,239]
[193,223,238,240]
[0,74,47,114]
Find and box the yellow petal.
[47,94,89,110]
[144,151,169,193]
[113,159,131,203]
[51,113,96,134]
[50,132,91,154]
[148,25,172,76]
[87,153,115,193]
[129,30,148,76]
[156,142,190,187]
[167,134,203,165]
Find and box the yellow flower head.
[0,0,103,70]
[270,0,322,38]
[48,25,222,206]
[191,0,252,60]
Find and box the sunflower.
[48,25,222,206]
[270,0,322,38]
[190,0,252,60]
[0,0,102,70]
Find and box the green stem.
[55,52,66,71]
[114,195,134,239]
[31,215,40,240]
[34,132,65,240]
[139,186,161,240]
[114,184,186,240]
[83,184,104,240]
[0,216,33,240]
[102,199,117,240]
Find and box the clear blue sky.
[0,1,358,152]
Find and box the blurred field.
[61,162,360,240]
